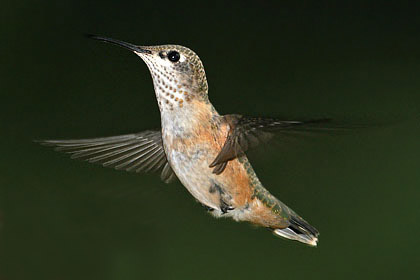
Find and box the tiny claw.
[220,205,235,214]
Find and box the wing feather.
[210,116,339,173]
[38,130,177,183]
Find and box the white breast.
[168,147,221,209]
[160,111,214,206]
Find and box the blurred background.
[1,1,419,279]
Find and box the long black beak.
[86,34,151,54]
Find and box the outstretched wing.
[38,130,176,183]
[210,115,334,174]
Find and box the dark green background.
[1,1,419,279]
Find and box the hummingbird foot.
[220,200,235,214]
[209,181,235,214]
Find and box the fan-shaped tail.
[272,215,319,247]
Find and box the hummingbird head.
[88,35,209,112]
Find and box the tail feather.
[272,215,319,247]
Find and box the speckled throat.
[135,45,210,113]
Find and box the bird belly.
[161,108,254,217]
[167,144,222,210]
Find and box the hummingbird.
[39,35,326,246]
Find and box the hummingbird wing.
[210,115,339,174]
[37,130,177,183]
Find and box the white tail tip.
[273,228,319,247]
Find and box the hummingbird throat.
[140,55,193,112]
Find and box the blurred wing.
[38,130,177,183]
[210,115,337,174]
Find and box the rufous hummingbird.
[40,35,325,246]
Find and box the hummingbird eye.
[167,51,180,62]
